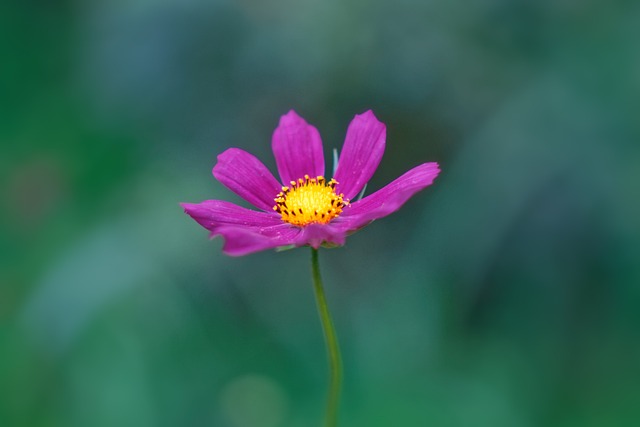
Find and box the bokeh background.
[2,0,639,426]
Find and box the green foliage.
[2,0,638,425]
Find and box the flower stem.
[310,248,342,427]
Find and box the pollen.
[273,175,348,227]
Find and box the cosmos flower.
[181,110,440,256]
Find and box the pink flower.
[181,110,440,256]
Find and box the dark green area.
[1,1,638,426]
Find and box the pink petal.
[181,200,301,255]
[333,110,386,200]
[272,110,325,184]
[217,221,350,255]
[181,200,282,231]
[213,148,282,211]
[337,162,440,230]
[294,223,348,249]
[214,225,302,256]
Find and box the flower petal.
[272,110,325,184]
[294,223,348,249]
[181,200,282,231]
[333,110,386,200]
[181,200,301,255]
[213,148,282,211]
[214,225,302,256]
[338,162,440,230]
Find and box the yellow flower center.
[273,175,348,227]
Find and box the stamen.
[273,175,348,227]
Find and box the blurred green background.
[1,0,639,426]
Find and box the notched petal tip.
[211,148,282,212]
[180,202,200,215]
[354,109,380,122]
[279,109,304,124]
[423,162,441,182]
[212,147,240,176]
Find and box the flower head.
[181,110,440,256]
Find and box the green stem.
[310,248,342,427]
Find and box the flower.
[181,110,440,256]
